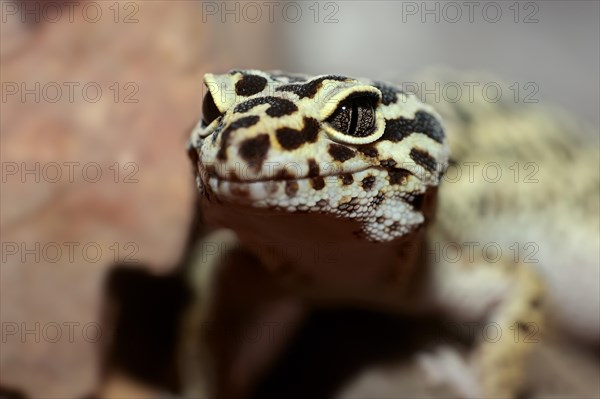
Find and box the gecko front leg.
[180,229,307,399]
[477,262,545,398]
[425,246,546,399]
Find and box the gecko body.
[185,70,599,399]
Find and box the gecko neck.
[202,199,428,305]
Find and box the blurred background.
[1,1,598,398]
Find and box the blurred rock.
[0,2,274,397]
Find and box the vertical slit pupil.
[349,103,359,135]
[325,95,377,138]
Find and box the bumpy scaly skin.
[189,70,449,241]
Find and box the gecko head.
[189,70,449,242]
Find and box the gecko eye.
[202,91,223,126]
[325,95,377,138]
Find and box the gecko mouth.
[197,159,418,185]
[203,166,369,184]
[197,162,421,207]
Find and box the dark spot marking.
[235,74,267,96]
[517,321,531,332]
[373,81,405,106]
[232,115,261,129]
[382,111,444,143]
[310,177,325,190]
[357,146,379,158]
[239,134,270,168]
[235,96,298,118]
[275,117,320,150]
[410,148,437,173]
[376,216,385,224]
[227,170,240,182]
[362,175,376,191]
[276,75,348,99]
[388,168,410,185]
[530,297,542,308]
[307,159,320,177]
[340,174,353,185]
[380,159,397,168]
[274,169,294,180]
[216,115,260,161]
[328,144,355,162]
[285,181,299,197]
[382,118,413,142]
[389,222,400,231]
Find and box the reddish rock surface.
[0,2,274,397]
